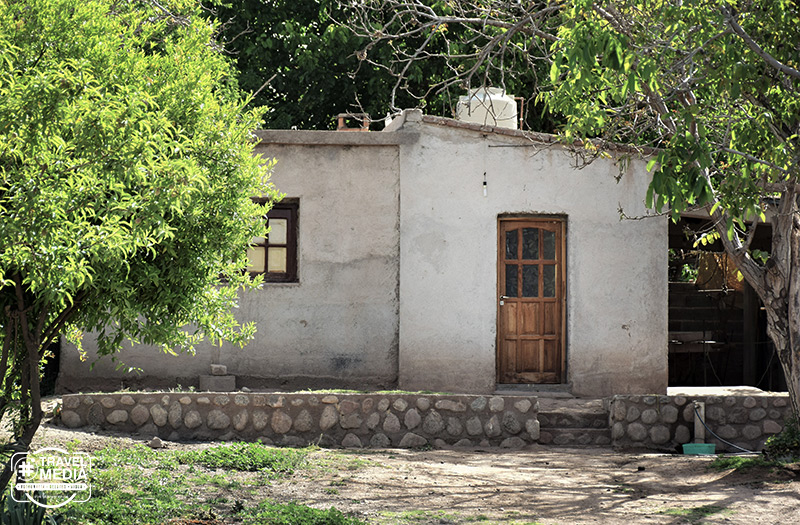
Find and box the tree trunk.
[763,294,800,417]
[784,205,800,418]
[0,284,46,497]
[756,197,800,418]
[723,192,800,419]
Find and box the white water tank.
[456,87,518,130]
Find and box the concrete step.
[538,427,612,447]
[535,398,611,447]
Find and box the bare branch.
[146,0,190,27]
[249,74,277,102]
[341,0,562,114]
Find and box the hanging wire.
[755,342,778,389]
[693,403,758,454]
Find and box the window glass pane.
[251,236,266,245]
[543,265,556,297]
[543,230,556,260]
[505,264,518,297]
[522,228,539,259]
[268,218,288,244]
[522,265,539,297]
[247,246,266,273]
[505,229,518,260]
[267,247,287,273]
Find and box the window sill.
[260,281,301,287]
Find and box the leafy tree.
[208,0,553,131]
[349,1,800,414]
[0,0,277,494]
[206,0,378,129]
[547,0,800,414]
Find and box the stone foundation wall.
[610,394,791,452]
[59,392,540,449]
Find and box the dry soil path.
[29,421,800,524]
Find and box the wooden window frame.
[250,200,298,283]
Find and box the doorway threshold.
[495,383,574,398]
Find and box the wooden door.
[497,218,565,384]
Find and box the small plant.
[763,417,800,461]
[0,491,62,525]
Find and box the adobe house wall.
[59,113,668,398]
[394,112,668,396]
[58,134,404,392]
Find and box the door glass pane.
[543,230,556,260]
[543,264,556,297]
[268,218,288,244]
[522,228,539,259]
[267,247,287,273]
[505,264,518,297]
[522,265,539,297]
[251,236,266,245]
[246,246,266,273]
[505,229,518,260]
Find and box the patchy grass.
[238,500,362,524]
[54,443,365,525]
[380,510,463,523]
[175,441,308,474]
[709,455,782,471]
[659,504,733,523]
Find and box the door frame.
[495,215,568,384]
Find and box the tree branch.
[12,274,35,352]
[720,146,793,177]
[40,292,86,357]
[723,8,800,81]
[741,217,760,253]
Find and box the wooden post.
[742,281,758,385]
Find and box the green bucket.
[682,443,716,455]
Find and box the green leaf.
[550,60,560,83]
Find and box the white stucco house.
[58,109,668,397]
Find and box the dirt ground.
[29,418,800,525]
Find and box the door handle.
[499,295,509,305]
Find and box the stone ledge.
[59,392,540,449]
[609,393,791,452]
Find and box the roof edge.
[414,112,657,157]
[253,129,415,146]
